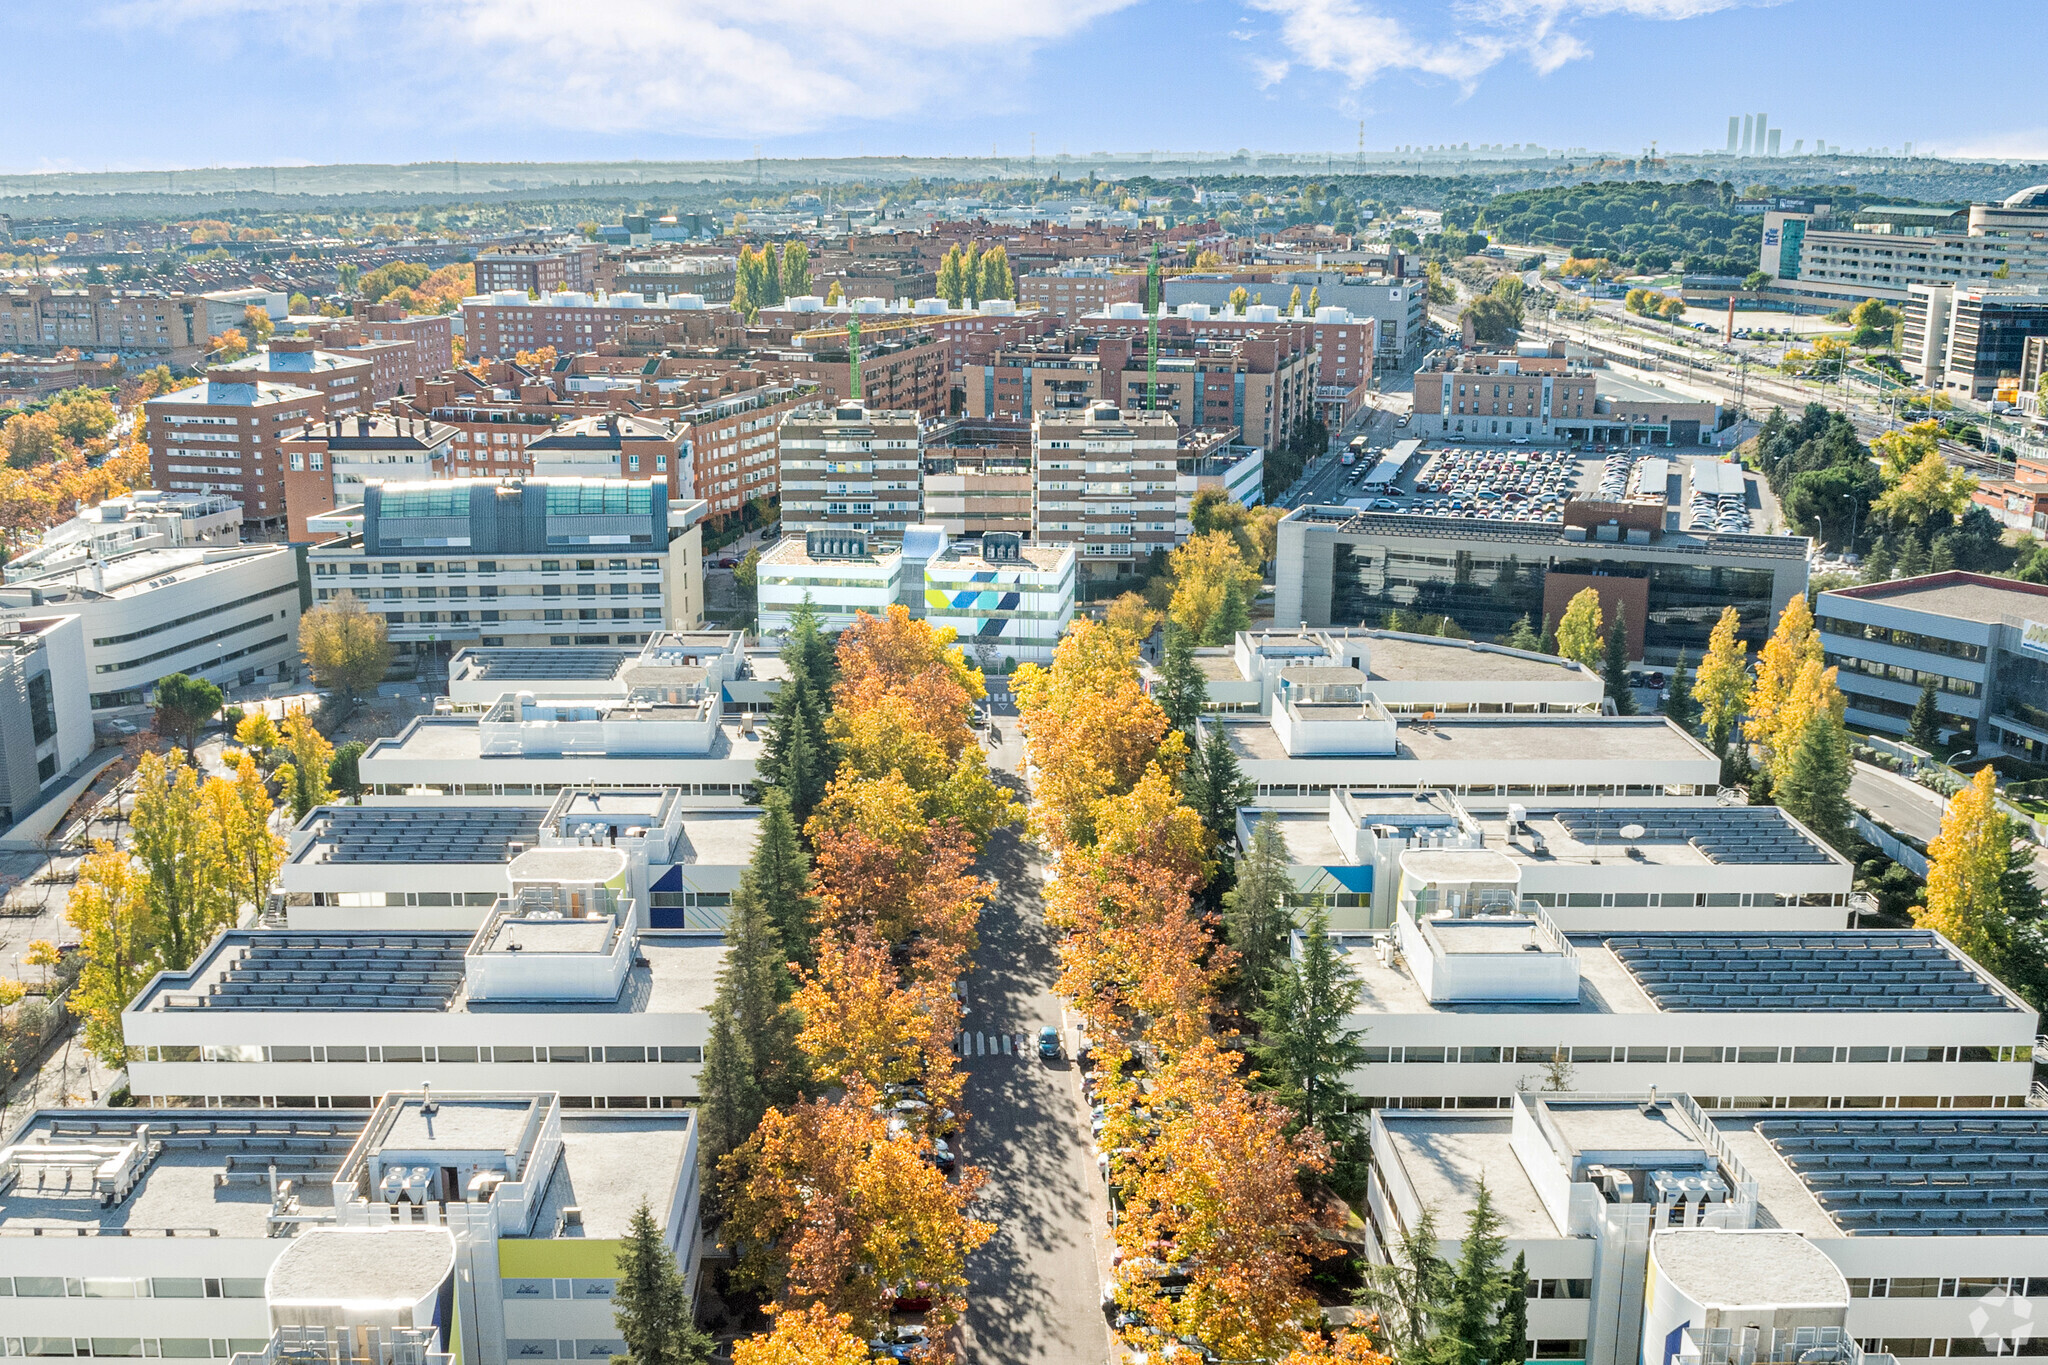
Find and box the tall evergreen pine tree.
[613,1198,712,1364]
[1155,624,1207,736]
[1223,812,1294,1006]
[1432,1181,1507,1365]
[1662,650,1700,730]
[1907,677,1942,751]
[748,788,818,971]
[1603,603,1637,715]
[1494,1252,1530,1365]
[1252,905,1368,1153]
[1183,718,1254,846]
[1776,710,1854,851]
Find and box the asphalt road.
[1850,763,1947,847]
[1289,387,1414,508]
[957,700,1114,1365]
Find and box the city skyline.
[10,0,2042,175]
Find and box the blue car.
[1038,1025,1062,1060]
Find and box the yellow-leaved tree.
[1168,530,1262,646]
[732,1303,873,1365]
[1744,594,1823,771]
[1915,768,2016,976]
[1691,604,1752,756]
[1555,587,1604,669]
[66,843,156,1065]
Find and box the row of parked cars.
[1688,487,1752,533]
[1389,445,1583,524]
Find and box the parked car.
[1039,1025,1062,1060]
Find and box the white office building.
[1202,685,1723,809]
[0,491,303,713]
[1367,1091,2048,1365]
[1169,627,1605,718]
[1336,902,2030,1109]
[281,789,758,932]
[356,685,766,805]
[124,916,718,1109]
[0,1089,699,1365]
[921,532,1076,664]
[1247,789,1855,933]
[0,613,92,827]
[756,529,904,635]
[305,478,709,664]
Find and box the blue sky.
[11,1,2041,173]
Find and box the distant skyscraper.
[1767,129,1782,156]
[1728,116,1740,154]
[1793,139,1805,155]
[1755,113,1769,157]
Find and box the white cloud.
[1245,0,1766,93]
[98,0,1140,138]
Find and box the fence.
[1855,813,1929,877]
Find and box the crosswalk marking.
[1001,1034,1013,1055]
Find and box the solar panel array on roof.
[465,648,632,682]
[1763,1115,2048,1234]
[1606,932,2008,1011]
[182,933,469,1011]
[1552,806,1835,865]
[312,807,541,864]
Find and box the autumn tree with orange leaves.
[1014,618,1185,850]
[723,1097,991,1350]
[731,1303,873,1365]
[1109,1037,1336,1361]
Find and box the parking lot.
[1337,440,1758,533]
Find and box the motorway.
[957,694,1115,1365]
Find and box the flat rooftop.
[1734,1112,2048,1236]
[133,930,725,1016]
[485,916,612,955]
[2,543,291,601]
[1545,1097,1717,1160]
[676,810,764,865]
[1376,1114,1560,1238]
[1652,1229,1846,1309]
[1343,930,2010,1017]
[452,647,633,684]
[1220,715,1714,765]
[758,535,902,570]
[1267,811,1348,867]
[363,716,766,765]
[0,1109,358,1236]
[1480,805,1844,869]
[1364,635,1593,685]
[381,1094,534,1153]
[1825,573,2048,627]
[291,805,543,866]
[532,1112,697,1240]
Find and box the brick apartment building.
[281,414,458,541]
[752,330,951,419]
[777,403,924,537]
[595,255,738,304]
[147,379,326,532]
[348,302,456,387]
[398,360,816,520]
[0,285,208,362]
[963,324,1318,455]
[1020,266,1147,322]
[462,291,728,359]
[1032,402,1183,574]
[1084,303,1376,428]
[472,242,601,295]
[210,338,376,418]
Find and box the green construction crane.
[1146,243,1161,412]
[848,315,862,403]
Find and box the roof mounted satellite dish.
[1618,823,1646,840]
